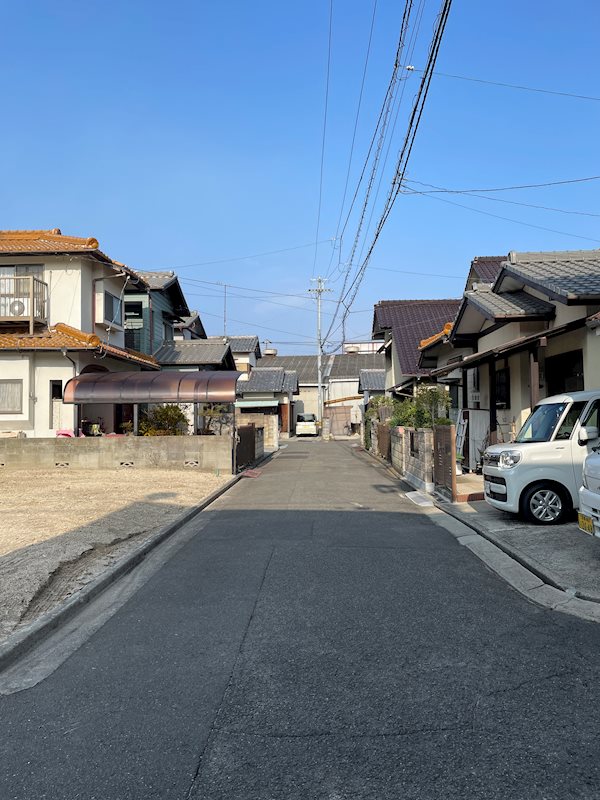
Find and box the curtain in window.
[0,380,23,413]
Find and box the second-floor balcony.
[0,276,48,333]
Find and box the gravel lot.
[0,468,230,642]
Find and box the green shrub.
[139,404,189,436]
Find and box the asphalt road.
[2,440,600,799]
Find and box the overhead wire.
[324,0,417,335]
[404,190,600,243]
[404,66,600,102]
[402,179,600,217]
[326,0,454,347]
[324,0,378,279]
[312,0,334,277]
[149,238,334,270]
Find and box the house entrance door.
[546,349,583,395]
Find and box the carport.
[63,370,241,435]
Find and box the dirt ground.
[0,469,230,643]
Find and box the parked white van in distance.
[296,413,318,436]
[483,390,600,525]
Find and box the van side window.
[554,402,587,440]
[581,400,600,431]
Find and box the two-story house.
[0,229,158,438]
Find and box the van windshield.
[515,402,580,443]
[297,414,316,422]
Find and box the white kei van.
[483,391,600,525]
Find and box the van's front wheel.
[520,483,571,525]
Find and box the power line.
[149,238,334,270]
[326,0,454,345]
[408,191,600,243]
[405,66,600,102]
[402,179,600,217]
[402,174,600,194]
[324,0,417,334]
[179,276,341,303]
[312,0,334,277]
[193,307,317,340]
[325,0,378,279]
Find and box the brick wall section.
[0,436,233,473]
[390,427,434,493]
[235,412,278,451]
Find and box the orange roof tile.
[418,322,453,350]
[0,323,158,368]
[0,229,100,253]
[0,229,142,284]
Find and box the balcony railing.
[0,276,48,333]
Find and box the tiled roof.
[419,322,453,350]
[470,256,505,284]
[258,355,319,383]
[328,352,385,379]
[130,270,177,290]
[282,370,298,394]
[502,249,600,299]
[153,340,232,366]
[0,229,100,253]
[372,299,461,376]
[0,323,158,368]
[358,369,385,392]
[0,228,143,283]
[241,367,286,393]
[467,288,555,320]
[207,335,260,355]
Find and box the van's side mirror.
[579,426,599,444]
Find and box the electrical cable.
[405,66,600,102]
[402,179,600,217]
[312,0,334,277]
[324,0,378,278]
[149,238,334,270]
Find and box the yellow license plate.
[578,512,594,535]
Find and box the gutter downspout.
[61,348,79,435]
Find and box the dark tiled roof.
[242,367,285,393]
[328,353,385,379]
[154,340,232,366]
[373,299,461,376]
[282,370,298,394]
[258,355,319,383]
[467,288,555,320]
[358,369,386,392]
[207,335,260,355]
[502,249,600,299]
[132,270,177,290]
[470,256,505,284]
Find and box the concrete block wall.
[0,435,234,473]
[391,427,434,493]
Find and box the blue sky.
[2,1,600,352]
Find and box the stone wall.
[0,435,234,473]
[390,427,434,492]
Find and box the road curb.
[0,470,244,674]
[432,501,600,623]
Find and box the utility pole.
[223,283,227,336]
[309,276,332,425]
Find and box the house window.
[0,380,23,414]
[50,380,63,429]
[124,301,143,328]
[496,367,511,408]
[104,292,122,326]
[163,322,174,341]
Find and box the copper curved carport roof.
[63,370,241,404]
